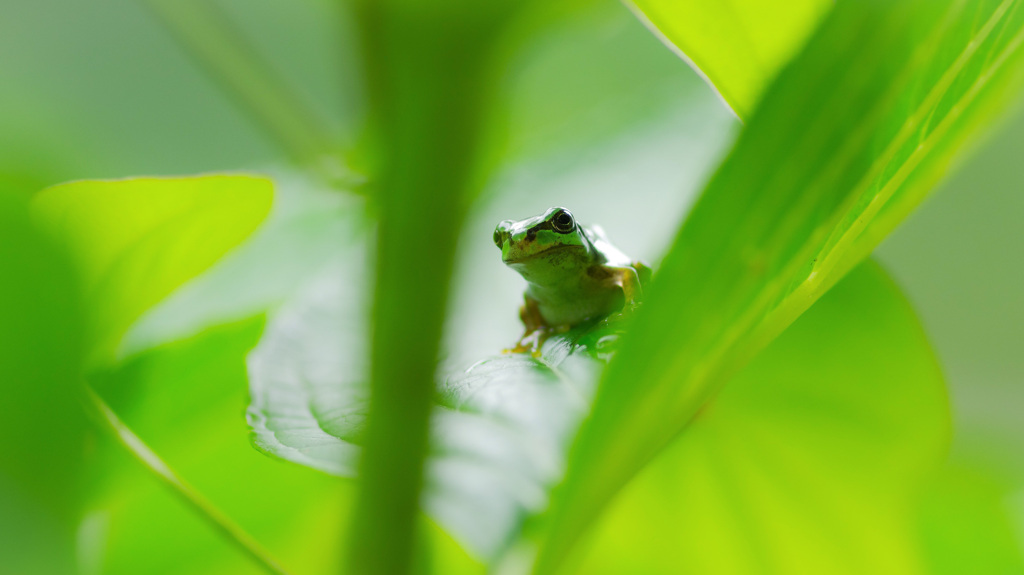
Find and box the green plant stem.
[345,1,520,573]
[82,385,291,575]
[142,0,338,177]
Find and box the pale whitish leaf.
[246,244,614,557]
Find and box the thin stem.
[82,385,291,575]
[141,0,341,179]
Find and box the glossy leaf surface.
[31,175,273,364]
[535,1,1024,569]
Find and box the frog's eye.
[493,228,504,248]
[551,209,575,233]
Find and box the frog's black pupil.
[554,212,573,232]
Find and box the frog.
[493,207,652,353]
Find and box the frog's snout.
[493,220,513,249]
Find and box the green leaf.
[628,0,831,118]
[89,318,347,575]
[533,0,1024,569]
[93,310,485,574]
[504,0,713,163]
[246,258,611,559]
[573,262,948,574]
[248,258,948,572]
[31,175,273,365]
[121,174,362,357]
[0,192,86,574]
[916,461,1024,574]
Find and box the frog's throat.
[502,244,583,265]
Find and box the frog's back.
[585,225,631,268]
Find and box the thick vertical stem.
[347,2,505,573]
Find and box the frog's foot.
[504,331,535,354]
[503,328,545,355]
[503,297,550,354]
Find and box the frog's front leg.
[506,296,548,354]
[608,265,644,310]
[519,296,545,334]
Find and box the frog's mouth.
[502,244,582,264]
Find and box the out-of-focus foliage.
[345,0,542,570]
[121,176,362,358]
[576,262,948,574]
[246,256,950,573]
[916,461,1024,574]
[247,253,608,557]
[0,193,85,574]
[88,318,350,575]
[2,0,1024,573]
[141,0,340,169]
[18,175,274,573]
[31,176,272,365]
[534,1,1024,570]
[628,0,831,118]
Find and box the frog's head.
[493,207,593,280]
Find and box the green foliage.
[90,318,351,575]
[533,1,1024,570]
[31,176,273,365]
[0,192,85,574]
[917,461,1024,574]
[3,0,1024,574]
[16,175,275,572]
[628,0,830,118]
[575,262,948,574]
[247,263,611,557]
[347,0,533,570]
[246,257,949,573]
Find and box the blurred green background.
[2,0,1022,572]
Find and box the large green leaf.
[627,0,831,118]
[0,192,86,574]
[245,256,609,559]
[31,175,273,365]
[916,460,1024,574]
[89,318,352,575]
[533,0,1024,570]
[573,262,948,574]
[121,174,362,357]
[246,258,948,570]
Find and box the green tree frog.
[493,207,651,352]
